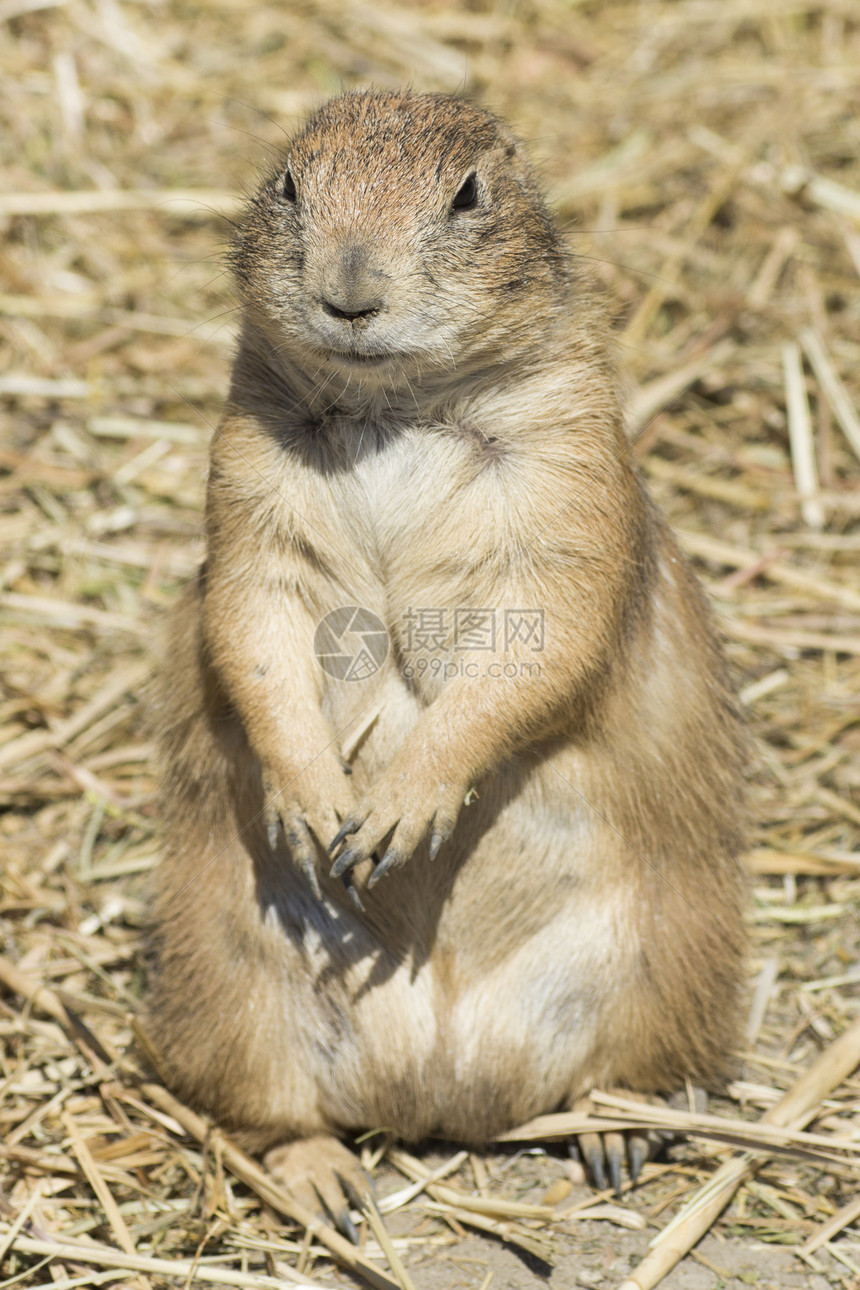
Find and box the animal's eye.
[283,169,297,202]
[451,173,478,212]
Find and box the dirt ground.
[2,1,860,1288]
[380,1160,845,1290]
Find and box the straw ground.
[1,2,859,1288]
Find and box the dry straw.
[1,1,859,1288]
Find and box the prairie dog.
[149,90,747,1203]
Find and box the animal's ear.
[484,117,537,186]
[487,133,538,194]
[491,118,521,159]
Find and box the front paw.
[328,772,468,890]
[262,760,355,900]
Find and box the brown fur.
[148,90,747,1160]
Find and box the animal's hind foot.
[572,1090,680,1196]
[265,1134,371,1242]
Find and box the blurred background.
[1,2,860,1287]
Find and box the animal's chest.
[345,431,458,546]
[305,423,511,724]
[329,425,509,601]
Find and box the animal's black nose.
[319,239,390,324]
[321,297,383,322]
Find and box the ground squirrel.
[149,89,747,1215]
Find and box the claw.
[298,854,322,901]
[333,1169,374,1244]
[263,795,280,850]
[329,818,359,854]
[429,823,454,860]
[335,1169,372,1211]
[341,873,365,911]
[579,1132,607,1191]
[605,1131,626,1198]
[367,847,401,888]
[281,824,322,900]
[330,846,359,879]
[628,1133,649,1187]
[335,1205,359,1244]
[311,1182,357,1242]
[262,777,282,851]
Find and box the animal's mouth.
[327,350,390,366]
